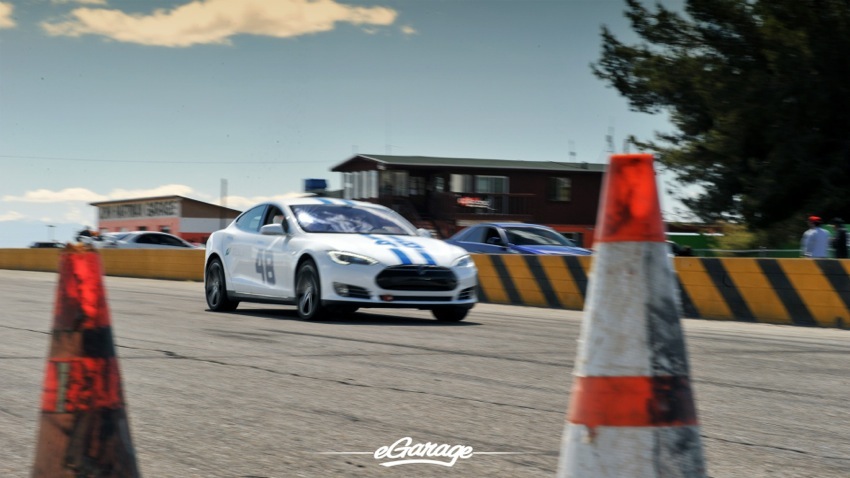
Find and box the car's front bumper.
[316,259,478,308]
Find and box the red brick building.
[90,195,241,244]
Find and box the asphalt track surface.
[1,270,848,477]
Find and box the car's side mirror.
[260,224,286,236]
[416,228,433,238]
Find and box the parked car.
[29,241,66,249]
[446,222,593,256]
[203,197,478,321]
[92,231,201,249]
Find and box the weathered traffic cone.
[556,153,706,477]
[32,244,141,477]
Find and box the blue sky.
[0,0,687,247]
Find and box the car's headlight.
[452,254,475,268]
[328,251,379,265]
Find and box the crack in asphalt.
[703,434,850,462]
[133,347,567,415]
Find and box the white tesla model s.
[204,197,478,321]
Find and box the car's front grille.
[457,287,475,300]
[376,265,458,291]
[385,296,453,302]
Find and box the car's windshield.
[505,227,577,246]
[291,204,416,235]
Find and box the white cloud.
[0,2,16,29]
[223,191,310,209]
[52,0,108,5]
[0,211,24,222]
[400,25,417,36]
[41,0,399,47]
[2,187,107,203]
[1,184,203,204]
[106,184,197,201]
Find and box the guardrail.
[1,249,847,329]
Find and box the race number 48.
[255,251,275,284]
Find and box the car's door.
[225,205,268,293]
[248,206,296,298]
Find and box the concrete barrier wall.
[1,249,846,328]
[0,248,204,282]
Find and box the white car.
[204,197,478,321]
[90,231,201,249]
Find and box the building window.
[434,176,445,192]
[379,171,409,196]
[409,176,425,196]
[475,175,508,194]
[160,226,171,233]
[549,177,572,202]
[343,172,353,199]
[450,174,473,193]
[353,171,362,199]
[368,171,378,198]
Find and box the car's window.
[291,204,415,234]
[135,234,155,244]
[159,234,187,247]
[235,205,267,233]
[483,227,502,244]
[505,227,574,246]
[462,226,488,243]
[261,206,287,232]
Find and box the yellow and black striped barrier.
[472,255,850,329]
[1,249,848,328]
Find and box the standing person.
[832,218,848,258]
[801,216,830,258]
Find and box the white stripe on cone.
[557,425,704,477]
[576,242,685,377]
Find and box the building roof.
[331,154,607,173]
[89,195,241,213]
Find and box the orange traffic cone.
[31,245,141,477]
[556,153,706,477]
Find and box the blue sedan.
[445,223,592,256]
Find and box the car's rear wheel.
[205,259,239,312]
[432,306,469,322]
[296,260,325,320]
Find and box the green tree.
[595,0,850,245]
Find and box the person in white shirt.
[801,216,830,258]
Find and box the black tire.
[432,306,469,322]
[296,260,325,320]
[205,259,239,312]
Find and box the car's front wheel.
[432,306,469,322]
[205,259,239,312]
[296,260,325,320]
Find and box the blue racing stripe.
[391,248,413,264]
[418,251,436,265]
[316,198,334,204]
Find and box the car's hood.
[511,244,593,256]
[309,234,470,266]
